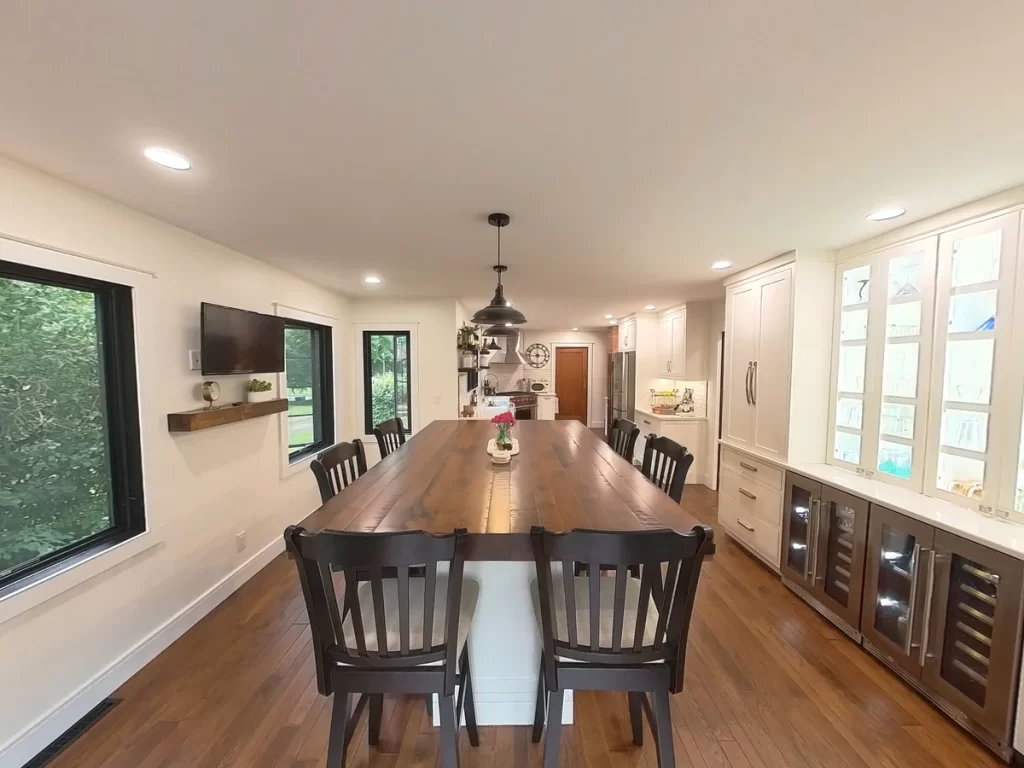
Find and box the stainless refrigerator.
[607,351,636,434]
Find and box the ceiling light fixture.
[572,327,579,332]
[604,314,614,319]
[471,213,527,326]
[711,261,732,270]
[144,147,191,170]
[487,338,501,351]
[364,275,382,285]
[644,305,656,311]
[484,325,518,337]
[867,208,906,222]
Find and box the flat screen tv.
[200,302,285,375]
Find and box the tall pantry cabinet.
[718,252,836,570]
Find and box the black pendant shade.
[472,213,527,326]
[483,324,518,338]
[486,338,501,350]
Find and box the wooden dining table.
[298,418,712,559]
[296,418,713,727]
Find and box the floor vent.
[24,697,122,767]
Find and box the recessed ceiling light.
[143,147,191,170]
[644,305,656,311]
[867,208,906,222]
[608,319,616,324]
[364,275,381,285]
[572,327,579,332]
[604,314,614,319]
[711,261,732,270]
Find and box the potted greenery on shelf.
[246,378,274,403]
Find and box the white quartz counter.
[720,439,1024,561]
[634,407,707,423]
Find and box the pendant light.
[472,213,527,325]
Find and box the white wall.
[0,156,351,766]
[349,298,460,461]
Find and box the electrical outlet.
[236,531,247,552]
[433,394,441,405]
[189,349,202,371]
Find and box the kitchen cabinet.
[718,447,784,569]
[656,310,688,378]
[537,395,558,420]
[634,410,704,483]
[782,473,869,636]
[619,318,637,352]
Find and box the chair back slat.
[608,418,640,462]
[311,440,368,503]
[641,435,695,503]
[530,525,713,693]
[373,418,407,459]
[286,527,468,695]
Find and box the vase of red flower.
[491,410,516,451]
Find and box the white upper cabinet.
[657,315,673,376]
[656,308,689,378]
[724,281,759,447]
[619,317,637,352]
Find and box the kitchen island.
[298,419,709,724]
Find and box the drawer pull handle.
[738,488,757,501]
[739,461,758,472]
[643,420,651,425]
[736,519,755,532]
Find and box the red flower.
[491,411,517,426]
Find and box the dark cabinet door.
[922,530,1024,742]
[861,504,935,678]
[782,473,822,589]
[813,486,869,631]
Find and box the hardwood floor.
[48,486,1002,768]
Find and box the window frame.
[282,317,335,464]
[0,258,145,592]
[362,330,413,436]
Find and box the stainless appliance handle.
[904,542,922,656]
[745,362,753,405]
[812,499,828,584]
[751,361,758,405]
[805,499,820,582]
[918,548,937,667]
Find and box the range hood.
[484,329,528,365]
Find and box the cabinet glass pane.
[882,343,918,398]
[823,502,856,608]
[842,265,871,306]
[878,441,913,480]
[938,555,999,707]
[836,397,863,430]
[786,485,812,575]
[840,309,868,341]
[888,252,926,299]
[940,409,989,453]
[948,290,997,333]
[872,523,921,650]
[838,345,866,394]
[886,301,921,338]
[834,431,861,464]
[951,230,1001,288]
[937,452,986,498]
[943,339,994,404]
[880,403,915,439]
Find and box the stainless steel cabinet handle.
[919,549,937,667]
[751,361,758,405]
[738,488,757,500]
[643,419,651,425]
[805,499,820,582]
[903,542,922,656]
[736,519,755,532]
[667,360,672,372]
[744,362,752,405]
[739,461,758,472]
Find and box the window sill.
[0,528,164,627]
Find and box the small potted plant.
[246,378,274,403]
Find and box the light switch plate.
[189,349,202,371]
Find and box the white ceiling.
[2,1,1024,330]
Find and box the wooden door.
[752,268,793,460]
[723,282,757,446]
[555,347,589,424]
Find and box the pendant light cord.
[497,224,502,286]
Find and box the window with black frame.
[0,259,144,588]
[284,319,334,461]
[362,330,411,435]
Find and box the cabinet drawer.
[720,495,781,566]
[636,414,662,436]
[720,467,782,526]
[721,447,783,491]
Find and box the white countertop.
[635,407,707,423]
[719,439,1024,561]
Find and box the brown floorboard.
[44,485,1003,767]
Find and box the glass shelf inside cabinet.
[872,523,920,649]
[943,339,994,405]
[878,441,913,480]
[823,502,856,607]
[938,555,1000,707]
[838,345,867,394]
[937,452,986,499]
[837,397,863,430]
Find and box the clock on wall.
[525,343,550,368]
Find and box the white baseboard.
[0,538,285,768]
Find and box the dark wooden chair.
[311,440,368,504]
[284,526,480,768]
[373,417,407,459]
[530,525,714,768]
[641,435,694,503]
[608,418,641,462]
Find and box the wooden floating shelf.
[167,398,288,433]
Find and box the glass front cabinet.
[782,474,869,634]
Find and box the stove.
[501,392,537,419]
